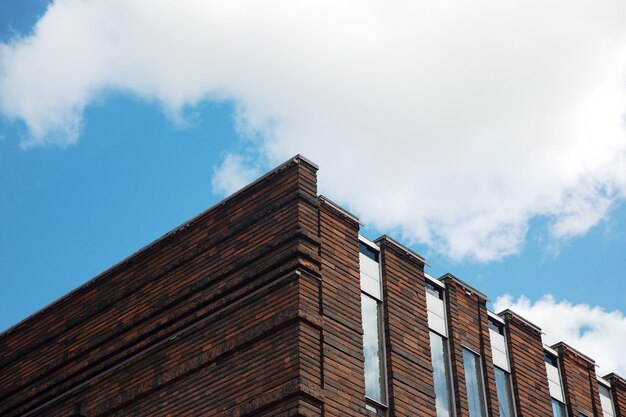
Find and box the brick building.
[0,155,623,417]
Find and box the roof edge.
[440,273,488,301]
[374,235,430,267]
[319,195,363,226]
[1,154,316,339]
[498,309,543,333]
[552,341,596,364]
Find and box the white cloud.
[494,294,626,376]
[2,0,626,260]
[211,153,261,196]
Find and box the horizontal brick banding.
[1,157,323,417]
[378,239,437,417]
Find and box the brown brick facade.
[605,373,626,417]
[554,343,602,417]
[500,310,553,417]
[0,155,622,417]
[378,237,437,417]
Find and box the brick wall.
[378,237,437,417]
[499,310,553,417]
[317,199,368,416]
[604,373,626,417]
[554,343,602,417]
[442,275,499,417]
[0,156,324,417]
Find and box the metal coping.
[487,310,506,325]
[0,154,317,339]
[374,235,430,267]
[543,344,559,357]
[603,372,626,385]
[318,195,363,226]
[358,234,379,250]
[440,273,489,301]
[499,309,543,333]
[551,341,596,364]
[424,272,446,289]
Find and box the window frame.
[462,346,489,417]
[358,238,389,409]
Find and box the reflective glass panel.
[463,348,487,417]
[430,331,452,417]
[361,293,386,404]
[552,399,567,417]
[494,367,515,417]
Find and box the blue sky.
[1,0,625,374]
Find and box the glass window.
[545,352,558,367]
[494,367,515,417]
[361,293,386,404]
[489,319,504,335]
[359,242,379,262]
[430,331,453,417]
[552,399,567,417]
[599,384,615,417]
[463,348,487,417]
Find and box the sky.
[1,0,625,376]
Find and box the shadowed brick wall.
[317,199,369,416]
[605,373,626,417]
[0,156,324,417]
[442,275,499,417]
[499,310,553,417]
[378,237,437,417]
[554,343,602,417]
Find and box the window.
[359,239,387,407]
[551,399,566,417]
[494,367,515,417]
[545,350,566,415]
[463,348,487,417]
[361,293,386,404]
[430,331,453,417]
[599,383,615,417]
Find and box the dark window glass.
[545,352,558,367]
[463,348,487,417]
[495,367,515,417]
[429,331,453,417]
[362,293,386,404]
[425,281,443,299]
[360,242,379,262]
[489,319,504,335]
[551,399,566,417]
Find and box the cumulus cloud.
[1,0,626,259]
[494,294,626,376]
[211,153,261,196]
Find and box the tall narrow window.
[599,383,615,417]
[361,293,386,404]
[545,350,567,417]
[551,399,567,417]
[359,237,387,407]
[430,331,453,417]
[488,316,516,417]
[494,367,515,417]
[463,348,487,417]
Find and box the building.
[0,155,623,417]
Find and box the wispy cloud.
[1,0,626,260]
[494,294,626,376]
[211,153,261,196]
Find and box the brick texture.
[500,311,553,417]
[378,238,437,417]
[555,343,602,417]
[317,200,369,416]
[442,275,499,417]
[604,373,626,417]
[0,156,324,417]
